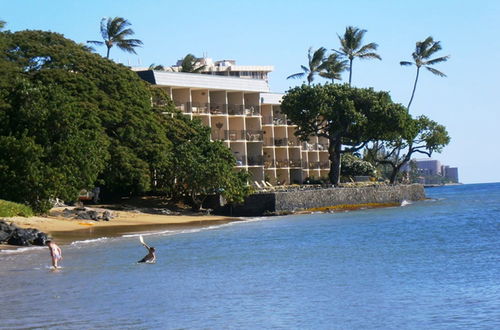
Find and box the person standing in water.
[138,236,156,263]
[46,240,62,268]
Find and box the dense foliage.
[340,153,376,180]
[281,83,408,185]
[0,30,249,212]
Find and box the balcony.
[308,161,321,169]
[208,103,226,115]
[244,104,261,116]
[302,142,328,151]
[227,104,244,115]
[247,155,264,166]
[225,130,244,141]
[244,130,264,141]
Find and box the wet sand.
[1,206,239,248]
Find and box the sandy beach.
[1,206,239,248]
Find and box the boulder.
[0,220,49,246]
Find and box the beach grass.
[0,199,34,217]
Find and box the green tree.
[281,84,407,186]
[0,20,5,30]
[335,26,381,86]
[1,30,172,203]
[87,17,143,59]
[0,78,109,212]
[366,115,450,183]
[287,47,327,85]
[168,116,246,210]
[400,36,449,110]
[341,153,376,181]
[319,53,348,83]
[179,54,206,73]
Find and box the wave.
[0,246,45,254]
[70,237,110,246]
[401,200,412,207]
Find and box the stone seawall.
[222,184,425,216]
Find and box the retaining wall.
[221,184,425,216]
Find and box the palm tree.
[335,26,381,86]
[87,17,143,59]
[149,63,165,71]
[400,36,449,110]
[319,53,348,83]
[178,54,206,73]
[287,47,327,85]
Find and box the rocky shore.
[0,220,48,246]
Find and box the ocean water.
[0,183,499,329]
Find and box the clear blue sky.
[2,0,499,184]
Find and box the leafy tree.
[0,78,109,212]
[179,54,206,73]
[87,17,143,59]
[400,36,449,110]
[0,20,5,30]
[319,53,348,83]
[341,153,376,181]
[287,47,327,85]
[281,84,407,186]
[366,115,450,183]
[1,30,172,204]
[168,116,245,210]
[334,26,381,86]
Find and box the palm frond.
[287,72,306,80]
[358,52,382,60]
[425,55,449,66]
[425,66,446,77]
[87,40,104,46]
[400,61,413,66]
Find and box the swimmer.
[46,240,62,268]
[138,235,156,263]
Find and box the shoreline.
[1,207,241,250]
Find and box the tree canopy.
[281,83,409,185]
[0,30,249,212]
[365,115,450,183]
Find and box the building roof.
[136,70,271,93]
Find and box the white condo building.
[136,63,330,185]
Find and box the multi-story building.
[170,57,274,82]
[135,70,330,185]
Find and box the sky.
[2,0,499,184]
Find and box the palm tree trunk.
[407,67,420,110]
[348,59,353,86]
[106,46,111,59]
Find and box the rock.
[0,220,49,246]
[76,210,99,220]
[102,211,112,221]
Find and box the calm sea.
[1,183,499,329]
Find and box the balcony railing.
[244,130,264,141]
[227,104,244,115]
[320,161,330,169]
[247,155,264,166]
[225,130,244,141]
[244,104,261,116]
[302,142,328,151]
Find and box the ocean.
[1,183,499,329]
